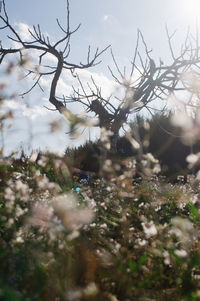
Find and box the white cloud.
[15,22,33,41]
[2,100,48,120]
[40,75,53,89]
[76,68,117,98]
[9,22,117,102]
[12,23,56,67]
[57,77,73,96]
[15,22,52,44]
[42,52,58,64]
[22,105,48,120]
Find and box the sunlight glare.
[182,0,200,19]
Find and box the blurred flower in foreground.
[181,71,200,94]
[171,107,200,145]
[66,282,98,301]
[63,108,98,138]
[100,127,113,150]
[52,193,94,231]
[170,217,196,249]
[186,152,200,169]
[141,153,161,176]
[29,203,53,228]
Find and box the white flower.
[37,155,48,167]
[163,250,171,266]
[4,187,15,202]
[100,223,107,229]
[62,208,94,231]
[14,229,24,244]
[170,217,196,249]
[196,170,200,180]
[174,249,187,258]
[15,206,25,218]
[181,71,200,93]
[83,282,99,297]
[137,239,147,246]
[186,153,200,168]
[171,112,192,130]
[114,243,121,253]
[52,193,94,231]
[29,151,38,162]
[146,153,159,163]
[15,180,29,193]
[29,204,53,228]
[12,172,23,180]
[153,164,161,174]
[67,230,80,240]
[125,131,140,149]
[171,217,193,232]
[52,193,77,211]
[16,236,24,243]
[142,221,158,238]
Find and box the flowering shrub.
[0,144,200,301]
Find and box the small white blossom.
[4,187,15,202]
[163,250,171,266]
[83,282,98,297]
[137,239,147,246]
[186,153,200,168]
[142,221,158,238]
[29,151,38,162]
[174,249,187,258]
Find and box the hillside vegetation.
[0,114,200,301]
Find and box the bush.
[0,148,200,300]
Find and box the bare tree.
[0,0,109,117]
[1,0,200,151]
[68,28,200,146]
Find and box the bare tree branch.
[0,0,110,117]
[1,0,200,151]
[69,26,200,149]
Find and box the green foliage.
[0,150,200,301]
[187,202,200,222]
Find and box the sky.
[1,0,200,155]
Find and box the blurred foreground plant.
[0,149,200,300]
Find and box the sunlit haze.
[182,0,200,20]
